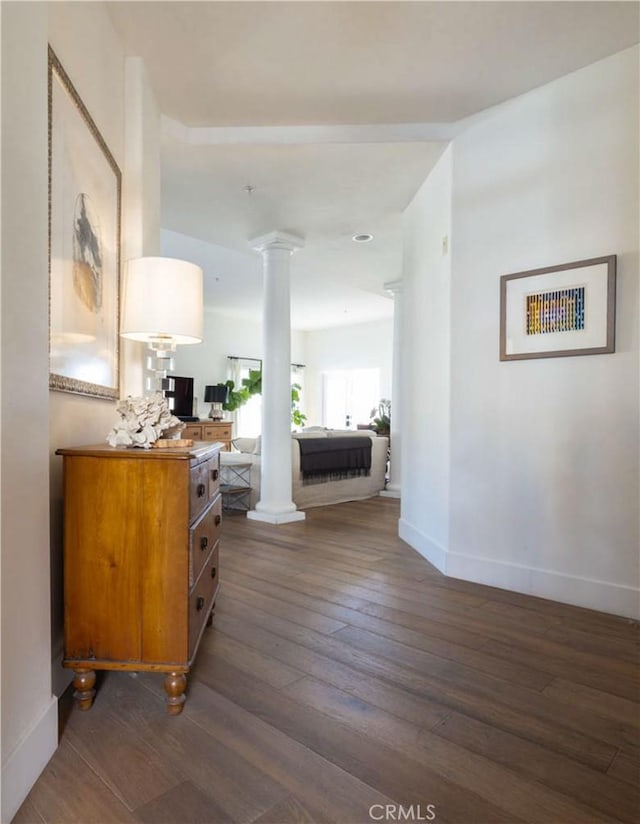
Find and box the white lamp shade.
[121,256,203,344]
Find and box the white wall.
[399,147,452,567]
[172,307,307,418]
[304,318,393,426]
[121,56,162,398]
[163,232,391,430]
[1,2,160,818]
[161,227,263,328]
[47,0,128,703]
[171,280,390,431]
[401,47,639,618]
[1,6,58,820]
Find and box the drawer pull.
[214,514,221,526]
[196,596,205,611]
[200,536,208,552]
[211,566,217,579]
[197,483,206,498]
[211,469,219,481]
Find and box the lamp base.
[208,402,224,420]
[145,348,175,396]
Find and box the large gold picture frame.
[48,46,121,399]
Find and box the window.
[227,357,306,437]
[227,357,261,437]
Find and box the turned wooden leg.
[73,668,96,711]
[164,672,187,715]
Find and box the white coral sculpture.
[106,394,184,449]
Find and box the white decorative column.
[380,279,403,498]
[247,231,306,524]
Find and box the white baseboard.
[1,696,57,823]
[446,550,640,620]
[51,653,73,698]
[247,509,306,524]
[398,518,447,573]
[398,519,639,619]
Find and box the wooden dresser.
[181,420,232,451]
[56,442,222,715]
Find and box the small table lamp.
[120,256,203,393]
[204,384,229,420]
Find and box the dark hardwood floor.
[15,497,639,823]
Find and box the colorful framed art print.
[500,255,616,361]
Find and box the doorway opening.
[322,368,380,430]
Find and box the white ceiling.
[107,1,639,331]
[160,139,446,328]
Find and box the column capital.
[384,279,403,296]
[250,231,305,254]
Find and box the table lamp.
[120,256,203,394]
[204,384,229,420]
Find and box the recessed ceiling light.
[352,233,373,243]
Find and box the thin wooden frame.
[500,255,616,361]
[48,46,122,399]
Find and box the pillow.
[232,437,257,454]
[292,431,328,439]
[302,426,327,433]
[252,436,261,455]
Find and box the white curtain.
[227,356,262,438]
[226,357,244,437]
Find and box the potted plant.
[291,383,306,428]
[369,399,391,435]
[221,370,307,427]
[222,369,262,411]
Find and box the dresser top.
[55,442,222,462]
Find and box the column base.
[247,509,306,524]
[380,486,401,499]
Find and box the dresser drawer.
[203,423,232,442]
[190,447,222,521]
[207,452,220,500]
[182,424,203,440]
[189,460,211,521]
[189,498,222,587]
[188,546,220,660]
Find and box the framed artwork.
[48,46,122,399]
[500,255,616,361]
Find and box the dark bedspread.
[297,436,372,484]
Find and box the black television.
[165,375,195,419]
